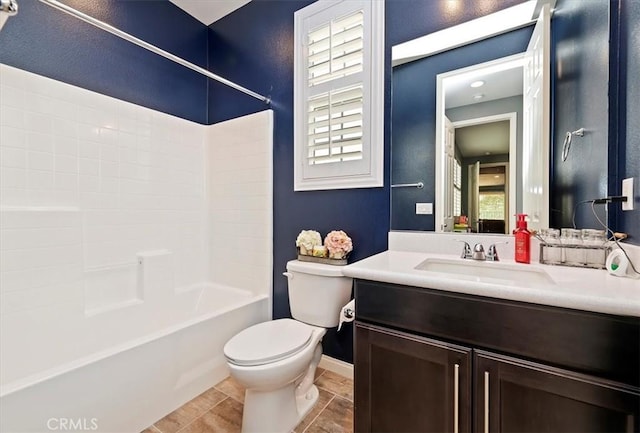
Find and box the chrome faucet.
[486,244,500,261]
[456,240,472,259]
[472,243,486,260]
[457,241,507,261]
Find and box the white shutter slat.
[331,44,363,65]
[310,153,362,164]
[309,37,362,66]
[309,64,363,86]
[308,124,363,142]
[309,49,331,67]
[308,112,361,130]
[333,10,363,31]
[331,25,363,48]
[331,86,362,103]
[308,25,330,45]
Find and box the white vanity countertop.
[343,250,640,317]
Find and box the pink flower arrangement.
[324,230,353,259]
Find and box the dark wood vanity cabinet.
[475,351,639,433]
[355,323,472,433]
[354,280,640,433]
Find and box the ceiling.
[169,0,252,25]
[455,120,510,158]
[445,66,523,109]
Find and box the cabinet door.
[475,350,640,433]
[355,322,471,433]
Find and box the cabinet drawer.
[355,279,640,386]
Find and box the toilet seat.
[224,319,314,367]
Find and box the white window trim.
[294,0,384,191]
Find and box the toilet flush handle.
[282,272,293,279]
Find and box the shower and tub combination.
[0,2,274,431]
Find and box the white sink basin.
[414,258,555,287]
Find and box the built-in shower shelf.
[84,299,143,318]
[84,261,143,316]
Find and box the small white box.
[416,202,433,215]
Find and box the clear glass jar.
[584,229,607,267]
[543,228,562,264]
[562,228,585,265]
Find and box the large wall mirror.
[391,0,554,234]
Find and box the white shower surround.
[0,65,273,432]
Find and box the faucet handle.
[487,242,509,261]
[472,243,486,260]
[455,239,472,259]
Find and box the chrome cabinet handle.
[484,371,490,433]
[454,363,459,433]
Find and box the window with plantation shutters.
[294,0,384,191]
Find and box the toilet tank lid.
[286,259,346,277]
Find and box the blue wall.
[391,29,532,231]
[550,0,611,230]
[208,0,529,363]
[0,0,209,123]
[618,0,640,240]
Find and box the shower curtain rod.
[38,0,271,104]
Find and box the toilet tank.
[285,260,353,328]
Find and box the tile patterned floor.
[142,369,353,433]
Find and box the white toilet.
[223,260,353,433]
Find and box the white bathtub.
[0,284,270,433]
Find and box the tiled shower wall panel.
[0,64,207,385]
[208,110,273,297]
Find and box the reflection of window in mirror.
[453,159,462,217]
[477,164,507,234]
[479,191,505,220]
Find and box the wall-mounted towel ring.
[561,128,585,162]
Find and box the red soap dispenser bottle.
[514,214,531,264]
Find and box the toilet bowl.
[223,260,352,433]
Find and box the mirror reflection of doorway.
[449,115,515,234]
[477,164,507,233]
[464,151,509,234]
